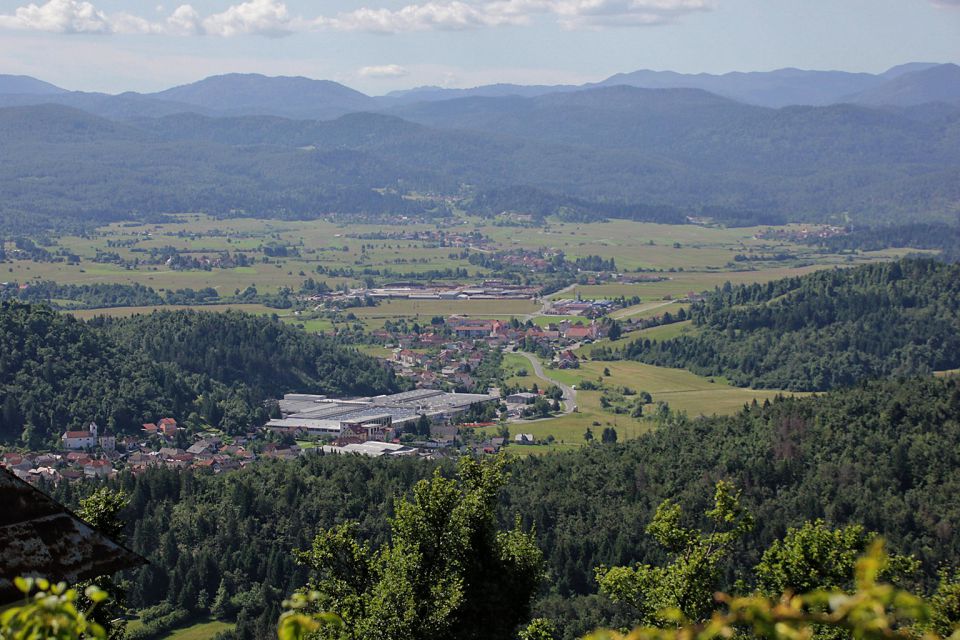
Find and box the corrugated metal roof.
[0,468,146,604]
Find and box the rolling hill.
[1,89,959,231]
[150,73,378,119]
[0,74,66,95]
[848,63,960,106]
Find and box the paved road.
[611,299,675,320]
[516,351,577,414]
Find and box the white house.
[62,422,98,450]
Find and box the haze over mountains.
[1,63,959,120]
[0,62,958,233]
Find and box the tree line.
[0,303,404,445]
[612,259,960,390]
[49,374,960,639]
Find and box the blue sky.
[0,0,957,94]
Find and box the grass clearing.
[502,352,551,389]
[159,618,234,640]
[506,354,799,453]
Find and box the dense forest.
[604,259,960,390]
[52,374,960,639]
[2,90,960,233]
[800,221,960,262]
[0,303,402,445]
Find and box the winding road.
[515,351,577,414]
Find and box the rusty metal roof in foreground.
[0,468,146,604]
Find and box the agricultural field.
[497,353,794,453]
[5,216,914,306]
[2,215,913,416]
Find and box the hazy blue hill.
[595,64,943,107]
[378,82,578,106]
[386,87,956,168]
[0,90,218,119]
[138,111,426,147]
[1,91,959,229]
[387,86,756,149]
[376,64,945,108]
[150,73,377,119]
[0,104,144,143]
[0,74,66,95]
[848,63,960,106]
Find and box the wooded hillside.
[0,303,402,445]
[609,259,960,390]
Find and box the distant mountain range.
[1,63,958,123]
[0,62,958,234]
[1,83,958,232]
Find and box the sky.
[0,0,958,94]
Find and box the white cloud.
[201,0,294,37]
[931,0,960,6]
[0,0,113,33]
[359,64,410,78]
[318,1,523,33]
[0,0,710,35]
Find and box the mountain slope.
[595,64,942,107]
[848,63,960,106]
[2,92,959,230]
[151,73,377,119]
[0,74,66,95]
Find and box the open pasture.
[507,354,795,451]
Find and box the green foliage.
[596,482,754,625]
[755,520,919,596]
[296,456,544,640]
[62,376,960,639]
[77,488,129,539]
[1,578,109,640]
[100,309,404,401]
[0,302,402,443]
[623,259,960,390]
[930,571,960,637]
[76,488,131,638]
[519,618,559,640]
[123,604,192,640]
[586,543,954,640]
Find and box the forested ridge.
[2,91,960,233]
[0,303,402,445]
[799,221,960,262]
[607,259,960,390]
[98,310,403,401]
[52,375,960,639]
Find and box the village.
[0,383,556,486]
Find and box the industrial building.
[266,389,500,439]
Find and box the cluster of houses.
[391,342,490,389]
[2,416,302,485]
[374,315,617,380]
[1,450,113,484]
[546,297,618,318]
[347,229,493,251]
[754,225,848,242]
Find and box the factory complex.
[265,389,500,441]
